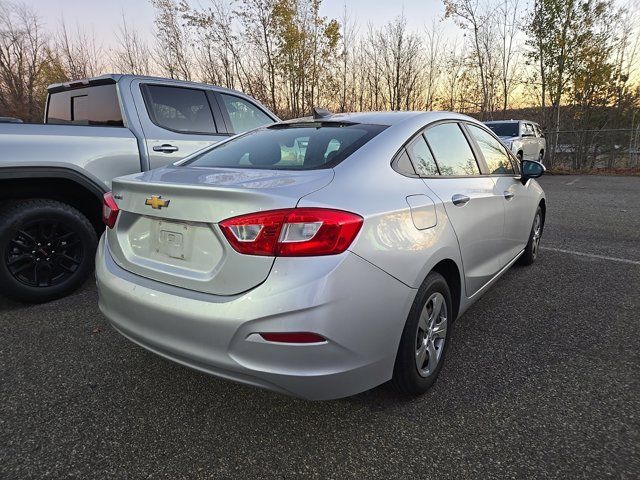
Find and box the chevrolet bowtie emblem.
[145,195,170,209]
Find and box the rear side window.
[144,85,216,134]
[407,135,439,176]
[46,84,123,127]
[219,93,273,134]
[424,123,480,176]
[186,123,386,170]
[467,124,515,175]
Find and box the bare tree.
[496,0,521,114]
[0,1,52,121]
[111,14,151,75]
[440,37,467,111]
[444,0,495,118]
[54,19,103,80]
[151,0,193,80]
[337,5,358,112]
[236,0,280,114]
[423,20,445,111]
[361,16,424,111]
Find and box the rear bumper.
[96,235,415,400]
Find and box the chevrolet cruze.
[96,111,546,400]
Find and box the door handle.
[153,144,179,153]
[452,194,470,206]
[504,191,515,200]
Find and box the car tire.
[0,199,98,303]
[517,151,523,162]
[392,271,453,395]
[538,150,545,163]
[518,206,543,266]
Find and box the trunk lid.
[106,166,333,295]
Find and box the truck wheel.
[0,199,98,303]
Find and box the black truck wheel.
[0,199,98,303]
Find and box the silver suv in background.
[0,74,278,302]
[484,120,546,163]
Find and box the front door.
[132,82,229,169]
[465,123,534,264]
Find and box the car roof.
[281,110,479,127]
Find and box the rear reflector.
[219,208,363,256]
[259,332,326,343]
[102,192,120,229]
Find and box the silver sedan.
[96,111,546,400]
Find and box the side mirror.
[521,160,545,184]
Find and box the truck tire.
[0,199,98,303]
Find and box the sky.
[24,0,453,48]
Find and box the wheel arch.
[430,258,462,321]
[0,167,107,233]
[539,198,546,231]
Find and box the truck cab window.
[144,85,217,134]
[219,94,273,134]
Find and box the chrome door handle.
[452,194,470,206]
[153,144,179,153]
[504,191,515,200]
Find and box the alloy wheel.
[5,220,84,287]
[415,292,448,377]
[531,213,542,259]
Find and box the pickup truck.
[0,74,278,302]
[484,120,546,163]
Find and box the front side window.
[186,123,386,170]
[144,85,216,134]
[467,124,515,175]
[408,135,439,176]
[219,94,273,134]
[424,123,480,176]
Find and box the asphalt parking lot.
[1,175,639,479]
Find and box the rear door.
[416,122,506,297]
[132,81,229,169]
[465,123,533,265]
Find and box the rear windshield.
[486,122,519,138]
[185,123,387,170]
[46,84,123,127]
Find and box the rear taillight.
[219,208,363,257]
[102,192,120,229]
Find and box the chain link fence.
[545,128,640,171]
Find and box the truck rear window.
[46,84,124,127]
[185,123,387,170]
